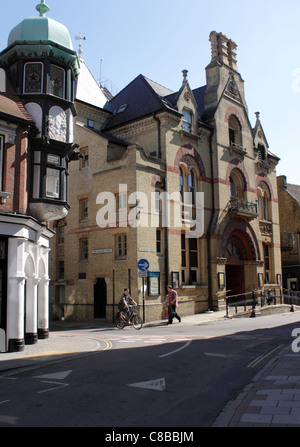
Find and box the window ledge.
[228,143,247,156]
[179,130,200,143]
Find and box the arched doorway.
[221,219,260,296]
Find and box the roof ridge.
[143,76,174,96]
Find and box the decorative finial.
[75,32,86,58]
[36,0,50,17]
[182,69,188,85]
[255,111,260,121]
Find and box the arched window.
[179,164,199,205]
[257,182,271,221]
[230,176,237,198]
[188,170,196,206]
[229,169,245,200]
[179,167,184,201]
[228,115,242,146]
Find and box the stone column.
[25,277,38,345]
[38,276,50,339]
[6,238,26,352]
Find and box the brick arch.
[151,174,164,188]
[174,144,206,178]
[255,173,274,199]
[226,159,250,188]
[221,218,260,260]
[225,107,245,130]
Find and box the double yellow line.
[101,339,113,351]
[247,344,284,369]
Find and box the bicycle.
[115,305,143,330]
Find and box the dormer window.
[182,109,192,133]
[258,144,266,162]
[24,62,43,94]
[49,65,65,98]
[117,104,127,114]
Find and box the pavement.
[1,310,300,427]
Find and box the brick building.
[50,32,282,322]
[0,1,80,351]
[277,175,300,291]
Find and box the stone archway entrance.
[222,218,260,296]
[225,249,245,296]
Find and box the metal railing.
[282,289,300,306]
[228,198,258,216]
[225,288,284,318]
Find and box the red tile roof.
[0,75,34,124]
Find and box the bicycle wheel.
[116,315,126,330]
[132,314,143,330]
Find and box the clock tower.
[0,0,80,222]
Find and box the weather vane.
[75,32,86,57]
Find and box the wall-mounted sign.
[148,272,160,296]
[92,249,113,254]
[218,272,225,289]
[171,272,180,289]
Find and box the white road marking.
[128,378,166,392]
[34,370,72,381]
[159,340,192,358]
[0,400,10,404]
[38,381,69,394]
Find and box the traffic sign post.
[138,259,150,272]
[138,259,150,323]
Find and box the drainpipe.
[164,177,170,288]
[207,126,215,311]
[153,113,162,159]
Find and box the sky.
[1,0,300,184]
